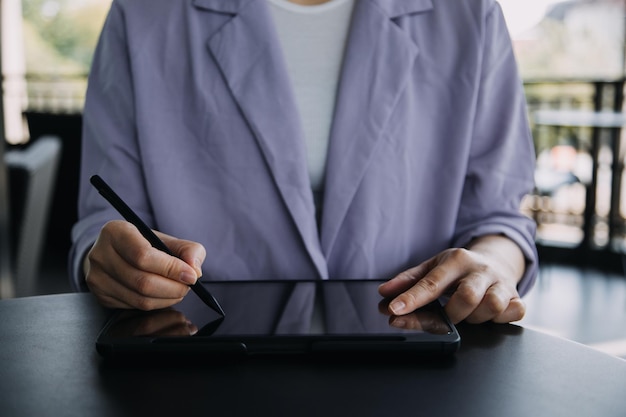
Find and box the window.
[22,0,110,112]
[501,0,625,80]
[2,0,111,144]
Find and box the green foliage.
[23,19,83,73]
[22,0,111,74]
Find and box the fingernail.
[180,271,197,285]
[390,300,406,315]
[194,258,203,270]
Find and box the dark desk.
[1,293,625,417]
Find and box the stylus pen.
[90,175,225,317]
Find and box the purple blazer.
[70,0,538,294]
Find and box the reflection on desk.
[0,292,625,417]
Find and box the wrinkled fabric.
[70,0,538,295]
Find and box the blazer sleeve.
[69,1,148,291]
[451,2,538,296]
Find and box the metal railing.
[523,78,626,265]
[24,73,87,114]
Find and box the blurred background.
[1,0,626,358]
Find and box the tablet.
[96,280,460,359]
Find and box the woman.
[71,0,538,324]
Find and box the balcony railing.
[523,78,626,269]
[25,73,87,114]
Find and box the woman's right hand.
[84,220,206,310]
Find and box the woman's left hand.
[378,235,527,324]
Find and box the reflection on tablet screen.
[101,280,453,339]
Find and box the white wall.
[2,0,29,144]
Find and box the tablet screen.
[96,280,460,357]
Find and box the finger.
[96,221,198,286]
[464,283,517,324]
[87,221,193,310]
[112,229,199,286]
[100,292,187,311]
[92,277,189,311]
[157,231,206,278]
[387,264,459,316]
[91,238,193,299]
[87,265,190,310]
[378,258,437,298]
[97,286,188,311]
[444,273,494,324]
[492,297,526,324]
[91,291,134,310]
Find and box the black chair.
[4,136,62,297]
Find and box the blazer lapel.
[193,0,327,277]
[321,0,433,256]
